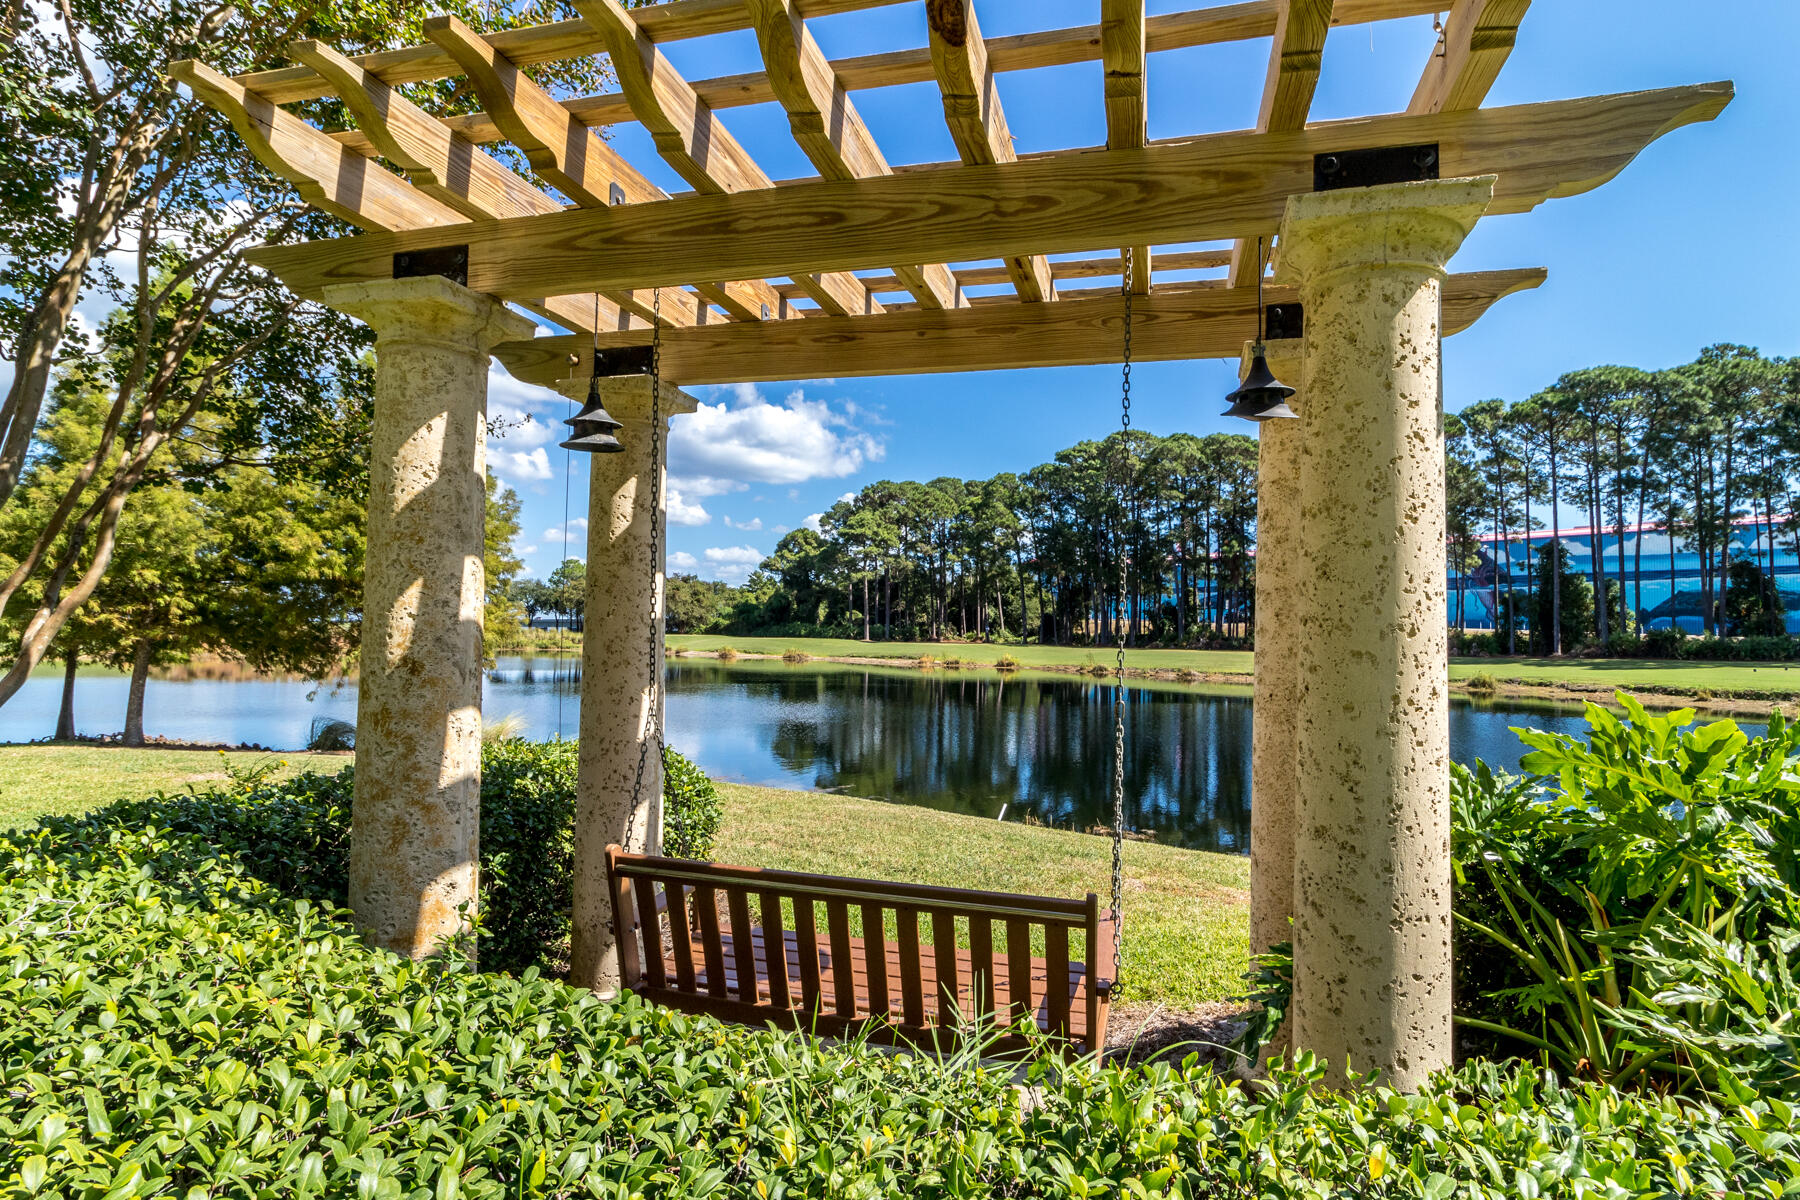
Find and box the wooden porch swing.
[603,848,1114,1054]
[598,253,1146,1059]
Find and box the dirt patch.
[1104,1001,1255,1069]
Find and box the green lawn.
[1448,656,1800,697]
[0,744,342,824]
[670,634,1800,700]
[670,634,1256,676]
[0,744,1250,1009]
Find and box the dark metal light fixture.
[1223,237,1298,422]
[561,354,625,454]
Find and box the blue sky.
[473,0,1798,584]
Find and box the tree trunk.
[55,647,78,741]
[1549,435,1563,655]
[862,574,871,641]
[122,641,152,747]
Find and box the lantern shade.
[1223,349,1299,421]
[561,376,626,451]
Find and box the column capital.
[552,374,702,424]
[1273,177,1496,288]
[322,275,536,355]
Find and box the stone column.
[1247,337,1305,1063]
[561,374,699,996]
[321,276,536,959]
[1273,177,1495,1089]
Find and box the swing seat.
[605,847,1114,1055]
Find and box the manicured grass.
[1449,656,1800,697]
[671,634,1255,676]
[713,782,1249,1009]
[0,744,340,826]
[671,634,1800,699]
[0,743,1251,1009]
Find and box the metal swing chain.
[629,289,665,823]
[1107,250,1133,989]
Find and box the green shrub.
[994,653,1021,671]
[662,743,722,861]
[54,741,720,976]
[5,820,1800,1198]
[1452,695,1800,1100]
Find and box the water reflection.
[0,655,1763,855]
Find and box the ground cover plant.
[41,740,722,976]
[1452,695,1800,1101]
[5,816,1800,1198]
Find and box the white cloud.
[773,525,790,535]
[724,516,762,532]
[803,513,823,532]
[491,445,552,483]
[702,544,766,584]
[667,550,699,572]
[671,386,884,486]
[837,491,857,504]
[542,517,588,542]
[666,483,712,527]
[518,545,538,556]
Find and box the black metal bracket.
[1314,144,1439,192]
[1265,302,1304,341]
[393,244,469,286]
[592,346,655,377]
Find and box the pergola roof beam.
[493,268,1545,387]
[167,57,627,336]
[243,84,1731,305]
[746,0,960,310]
[926,0,1053,303]
[1102,0,1151,294]
[1228,0,1335,286]
[1409,0,1531,114]
[573,0,881,319]
[285,38,687,331]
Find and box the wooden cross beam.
[242,85,1730,305]
[1409,0,1532,114]
[1227,0,1335,287]
[1101,0,1151,295]
[745,0,961,310]
[573,0,881,319]
[491,269,1546,388]
[166,58,630,336]
[925,0,1054,302]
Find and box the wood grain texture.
[1229,0,1336,285]
[169,59,467,233]
[245,85,1727,304]
[1409,0,1531,114]
[746,0,958,310]
[1101,0,1152,294]
[926,0,1054,302]
[573,0,878,318]
[494,269,1545,386]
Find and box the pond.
[7,656,1760,853]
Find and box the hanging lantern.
[1223,236,1298,422]
[560,371,625,454]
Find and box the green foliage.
[1452,693,1800,1099]
[51,740,722,975]
[662,745,723,862]
[4,818,1800,1197]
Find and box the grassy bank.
[668,634,1800,704]
[0,744,1250,1008]
[0,744,339,823]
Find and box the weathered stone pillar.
[322,276,535,959]
[1247,337,1305,1063]
[1274,177,1495,1089]
[561,374,699,996]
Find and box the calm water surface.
[2,657,1762,852]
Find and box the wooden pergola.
[172,0,1727,1086]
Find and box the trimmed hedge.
[5,820,1800,1197]
[51,740,721,975]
